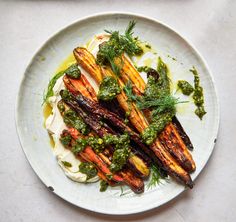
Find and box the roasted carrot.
[73,47,194,188]
[119,54,196,173]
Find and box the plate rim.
[15,11,220,215]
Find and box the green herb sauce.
[177,80,194,95]
[65,64,81,79]
[71,138,88,154]
[87,137,105,153]
[110,148,130,172]
[63,109,90,135]
[100,180,109,192]
[60,134,72,146]
[123,80,138,102]
[96,21,143,75]
[97,76,121,101]
[141,112,174,145]
[43,64,81,104]
[79,162,98,180]
[61,161,72,168]
[57,102,65,112]
[138,58,179,145]
[103,134,130,172]
[136,66,151,73]
[62,133,131,173]
[190,67,206,120]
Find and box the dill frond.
[97,20,143,75]
[123,80,139,102]
[147,164,163,189]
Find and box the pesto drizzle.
[60,132,131,173]
[190,67,207,120]
[177,80,194,96]
[79,162,98,180]
[96,21,143,76]
[137,58,181,145]
[62,109,90,135]
[97,76,121,101]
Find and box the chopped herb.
[106,174,113,180]
[177,80,194,95]
[137,58,183,145]
[79,162,97,180]
[97,76,121,101]
[123,80,138,102]
[57,102,65,112]
[147,164,163,189]
[136,65,151,73]
[103,134,130,172]
[87,137,105,153]
[190,67,206,120]
[60,134,72,146]
[63,109,90,135]
[110,147,130,172]
[141,112,174,145]
[96,21,143,75]
[60,89,73,101]
[71,138,87,154]
[65,64,81,79]
[61,161,72,168]
[100,180,109,192]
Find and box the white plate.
[16,12,219,215]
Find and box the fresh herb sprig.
[138,93,186,118]
[147,164,163,189]
[123,80,139,102]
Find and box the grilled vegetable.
[62,124,144,193]
[73,47,194,188]
[61,91,149,179]
[118,54,196,173]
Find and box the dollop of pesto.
[71,138,88,154]
[63,109,90,135]
[100,180,109,192]
[177,80,194,95]
[65,64,81,79]
[138,58,179,145]
[61,161,72,168]
[96,21,143,75]
[61,132,131,173]
[97,76,121,101]
[60,134,72,146]
[79,162,98,180]
[110,148,130,172]
[141,112,174,145]
[136,66,151,73]
[190,67,206,120]
[103,134,131,172]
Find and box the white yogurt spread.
[45,76,98,183]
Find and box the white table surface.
[0,0,235,221]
